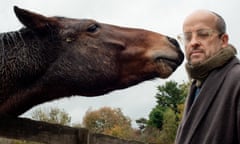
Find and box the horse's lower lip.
[155,58,178,70]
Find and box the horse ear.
[14,6,59,30]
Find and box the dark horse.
[0,6,184,116]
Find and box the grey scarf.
[185,44,237,87]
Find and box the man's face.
[182,10,228,66]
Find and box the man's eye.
[198,33,209,37]
[197,31,210,37]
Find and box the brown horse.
[0,6,184,116]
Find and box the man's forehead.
[183,10,217,31]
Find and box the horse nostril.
[167,36,180,48]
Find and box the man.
[176,10,240,144]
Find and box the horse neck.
[0,29,42,61]
[0,29,49,96]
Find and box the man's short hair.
[211,11,226,34]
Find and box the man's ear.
[221,33,229,48]
[14,6,59,31]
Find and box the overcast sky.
[1,0,240,127]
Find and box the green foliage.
[31,107,71,126]
[148,106,165,129]
[136,126,161,143]
[136,117,148,130]
[155,80,186,117]
[158,108,178,144]
[139,80,188,143]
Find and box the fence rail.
[0,116,143,144]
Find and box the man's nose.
[188,34,200,46]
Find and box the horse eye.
[87,24,99,33]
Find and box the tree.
[135,80,189,143]
[158,108,178,144]
[148,106,165,129]
[31,107,71,126]
[82,107,134,139]
[155,80,187,121]
[136,126,161,143]
[136,117,148,131]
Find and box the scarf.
[185,44,237,87]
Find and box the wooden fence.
[0,116,144,144]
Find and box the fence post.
[76,128,89,144]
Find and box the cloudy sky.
[1,0,240,127]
